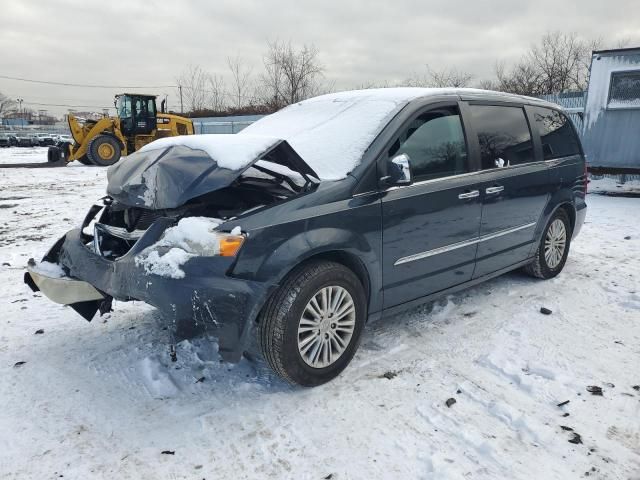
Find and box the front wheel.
[87,135,122,166]
[257,261,366,386]
[524,209,572,279]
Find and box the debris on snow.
[445,398,457,408]
[568,433,583,444]
[379,371,398,380]
[540,307,553,315]
[586,386,604,396]
[34,329,44,335]
[557,400,571,407]
[160,450,175,455]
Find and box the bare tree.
[494,32,601,96]
[529,32,592,93]
[207,74,227,112]
[260,40,325,109]
[495,60,544,96]
[475,78,500,91]
[227,55,254,110]
[404,65,474,88]
[176,65,209,112]
[0,92,16,118]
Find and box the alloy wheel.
[297,285,356,369]
[544,218,567,269]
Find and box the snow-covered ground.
[1,147,639,479]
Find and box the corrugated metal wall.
[582,48,640,170]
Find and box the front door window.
[389,107,468,181]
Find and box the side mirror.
[381,153,412,186]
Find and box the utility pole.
[16,98,23,129]
[178,85,183,114]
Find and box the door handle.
[458,190,480,199]
[486,186,504,194]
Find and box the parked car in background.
[7,133,19,146]
[0,133,12,147]
[36,133,56,146]
[25,88,587,386]
[15,133,39,147]
[55,134,73,145]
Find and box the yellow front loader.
[50,93,194,166]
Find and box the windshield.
[239,89,422,180]
[116,96,132,119]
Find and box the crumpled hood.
[106,134,318,210]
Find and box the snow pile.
[156,217,225,253]
[138,134,281,171]
[136,248,193,279]
[137,356,180,398]
[30,260,66,278]
[134,217,227,278]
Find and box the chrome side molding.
[394,222,537,266]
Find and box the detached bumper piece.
[24,259,110,321]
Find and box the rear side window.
[389,106,468,181]
[469,105,534,169]
[530,107,581,160]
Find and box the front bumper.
[25,227,273,362]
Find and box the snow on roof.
[138,134,281,171]
[240,88,443,180]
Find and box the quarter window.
[530,107,581,160]
[389,107,468,181]
[469,105,534,169]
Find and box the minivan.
[25,88,587,386]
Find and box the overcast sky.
[1,0,639,116]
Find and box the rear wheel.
[87,135,122,166]
[524,209,572,279]
[257,261,366,386]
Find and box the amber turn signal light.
[219,235,245,257]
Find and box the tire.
[257,260,366,386]
[47,147,60,162]
[87,134,122,166]
[524,208,572,279]
[77,155,93,165]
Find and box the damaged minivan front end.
[25,134,320,361]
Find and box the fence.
[191,115,265,134]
